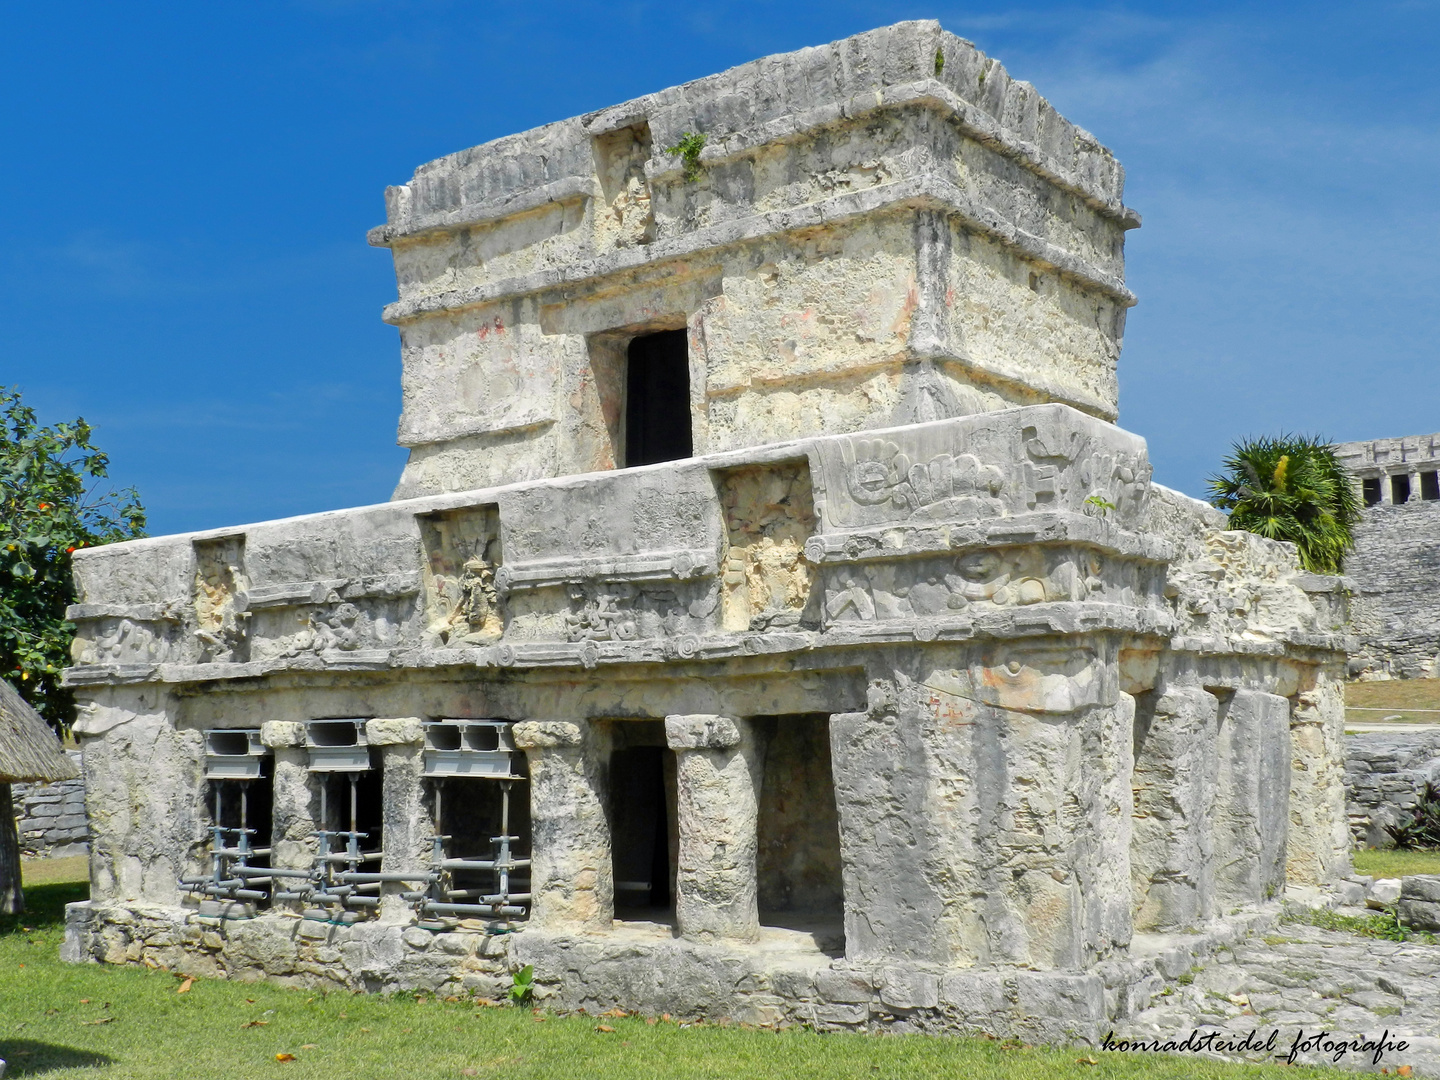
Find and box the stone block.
[816,969,873,1004]
[511,721,582,749]
[810,1003,868,1026]
[878,968,940,1009]
[260,721,305,748]
[1397,899,1440,932]
[664,714,741,750]
[768,967,816,1000]
[1367,878,1402,907]
[1012,972,1105,1027]
[939,971,1010,1014]
[1400,874,1440,903]
[366,717,424,746]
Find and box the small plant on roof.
[664,131,708,182]
[1207,433,1359,574]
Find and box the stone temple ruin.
[1336,433,1440,680]
[59,22,1352,1043]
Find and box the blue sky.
[3,2,1437,537]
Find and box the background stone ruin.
[1336,433,1440,680]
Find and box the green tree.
[1,387,146,729]
[1207,434,1359,574]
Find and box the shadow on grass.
[0,1039,113,1076]
[0,882,89,936]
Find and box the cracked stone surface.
[1116,920,1440,1075]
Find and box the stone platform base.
[62,900,1291,1046]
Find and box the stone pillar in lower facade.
[512,720,613,932]
[1131,684,1218,932]
[831,645,1133,971]
[1213,691,1291,906]
[260,721,317,877]
[367,718,430,922]
[664,714,762,943]
[73,690,202,905]
[1287,669,1352,886]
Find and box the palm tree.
[1207,434,1360,574]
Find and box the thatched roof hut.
[0,679,79,784]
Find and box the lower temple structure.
[59,22,1352,1043]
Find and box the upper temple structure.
[59,22,1352,1044]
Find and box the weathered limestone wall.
[372,22,1140,499]
[1335,433,1440,679]
[12,751,89,858]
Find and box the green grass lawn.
[1352,847,1440,878]
[1,863,1346,1080]
[1345,677,1440,724]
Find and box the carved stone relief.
[716,462,819,632]
[193,536,249,662]
[821,545,1127,626]
[419,506,504,647]
[562,580,716,643]
[814,409,1153,532]
[263,595,366,659]
[70,615,178,666]
[593,123,655,250]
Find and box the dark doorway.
[1392,474,1411,504]
[625,329,692,467]
[754,714,845,954]
[1362,477,1382,506]
[609,736,676,916]
[1422,471,1439,501]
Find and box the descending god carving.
[419,506,504,647]
[193,536,249,662]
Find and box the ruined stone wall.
[1336,433,1440,679]
[1344,729,1440,848]
[12,751,89,858]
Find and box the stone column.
[664,714,762,943]
[260,722,316,872]
[512,720,613,933]
[1287,670,1352,886]
[1131,684,1218,932]
[1212,691,1291,907]
[367,718,429,923]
